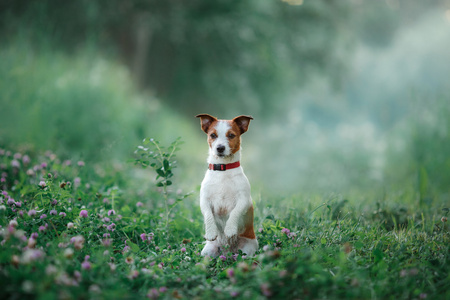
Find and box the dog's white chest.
[200,168,250,209]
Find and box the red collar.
[208,161,240,171]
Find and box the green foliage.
[134,137,191,238]
[0,144,449,299]
[0,41,146,162]
[135,137,184,188]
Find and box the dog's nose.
[216,145,226,153]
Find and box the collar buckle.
[212,164,226,171]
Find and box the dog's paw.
[204,230,218,241]
[201,243,219,257]
[224,224,238,238]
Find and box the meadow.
[1,1,450,299]
[0,138,448,299]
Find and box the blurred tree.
[0,0,354,116]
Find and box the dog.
[196,114,258,257]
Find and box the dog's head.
[196,114,253,158]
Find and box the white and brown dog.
[196,114,258,257]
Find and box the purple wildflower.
[107,209,115,216]
[74,177,81,188]
[72,235,85,250]
[159,287,167,293]
[181,247,186,253]
[22,249,44,264]
[11,160,20,168]
[260,283,272,297]
[9,219,18,227]
[230,291,239,297]
[81,260,91,270]
[50,209,57,215]
[40,214,47,219]
[136,202,143,207]
[27,236,36,248]
[219,255,227,261]
[281,228,290,235]
[74,270,82,282]
[140,233,147,242]
[77,161,85,167]
[79,210,88,218]
[147,288,159,299]
[7,198,15,206]
[59,212,66,218]
[38,181,46,189]
[28,209,37,217]
[107,223,116,231]
[22,155,30,165]
[227,268,235,278]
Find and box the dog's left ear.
[232,115,254,134]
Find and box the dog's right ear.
[196,114,218,133]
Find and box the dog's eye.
[210,133,217,139]
[228,134,236,139]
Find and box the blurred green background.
[1,0,449,202]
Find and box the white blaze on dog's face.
[196,114,253,159]
[209,121,233,158]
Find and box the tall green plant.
[134,137,190,239]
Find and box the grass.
[0,141,449,300]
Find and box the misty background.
[1,0,449,204]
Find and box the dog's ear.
[232,115,253,134]
[196,114,218,133]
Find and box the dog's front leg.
[202,205,219,241]
[224,196,249,240]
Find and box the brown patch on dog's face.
[225,120,241,154]
[206,127,219,149]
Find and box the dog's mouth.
[215,152,231,158]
